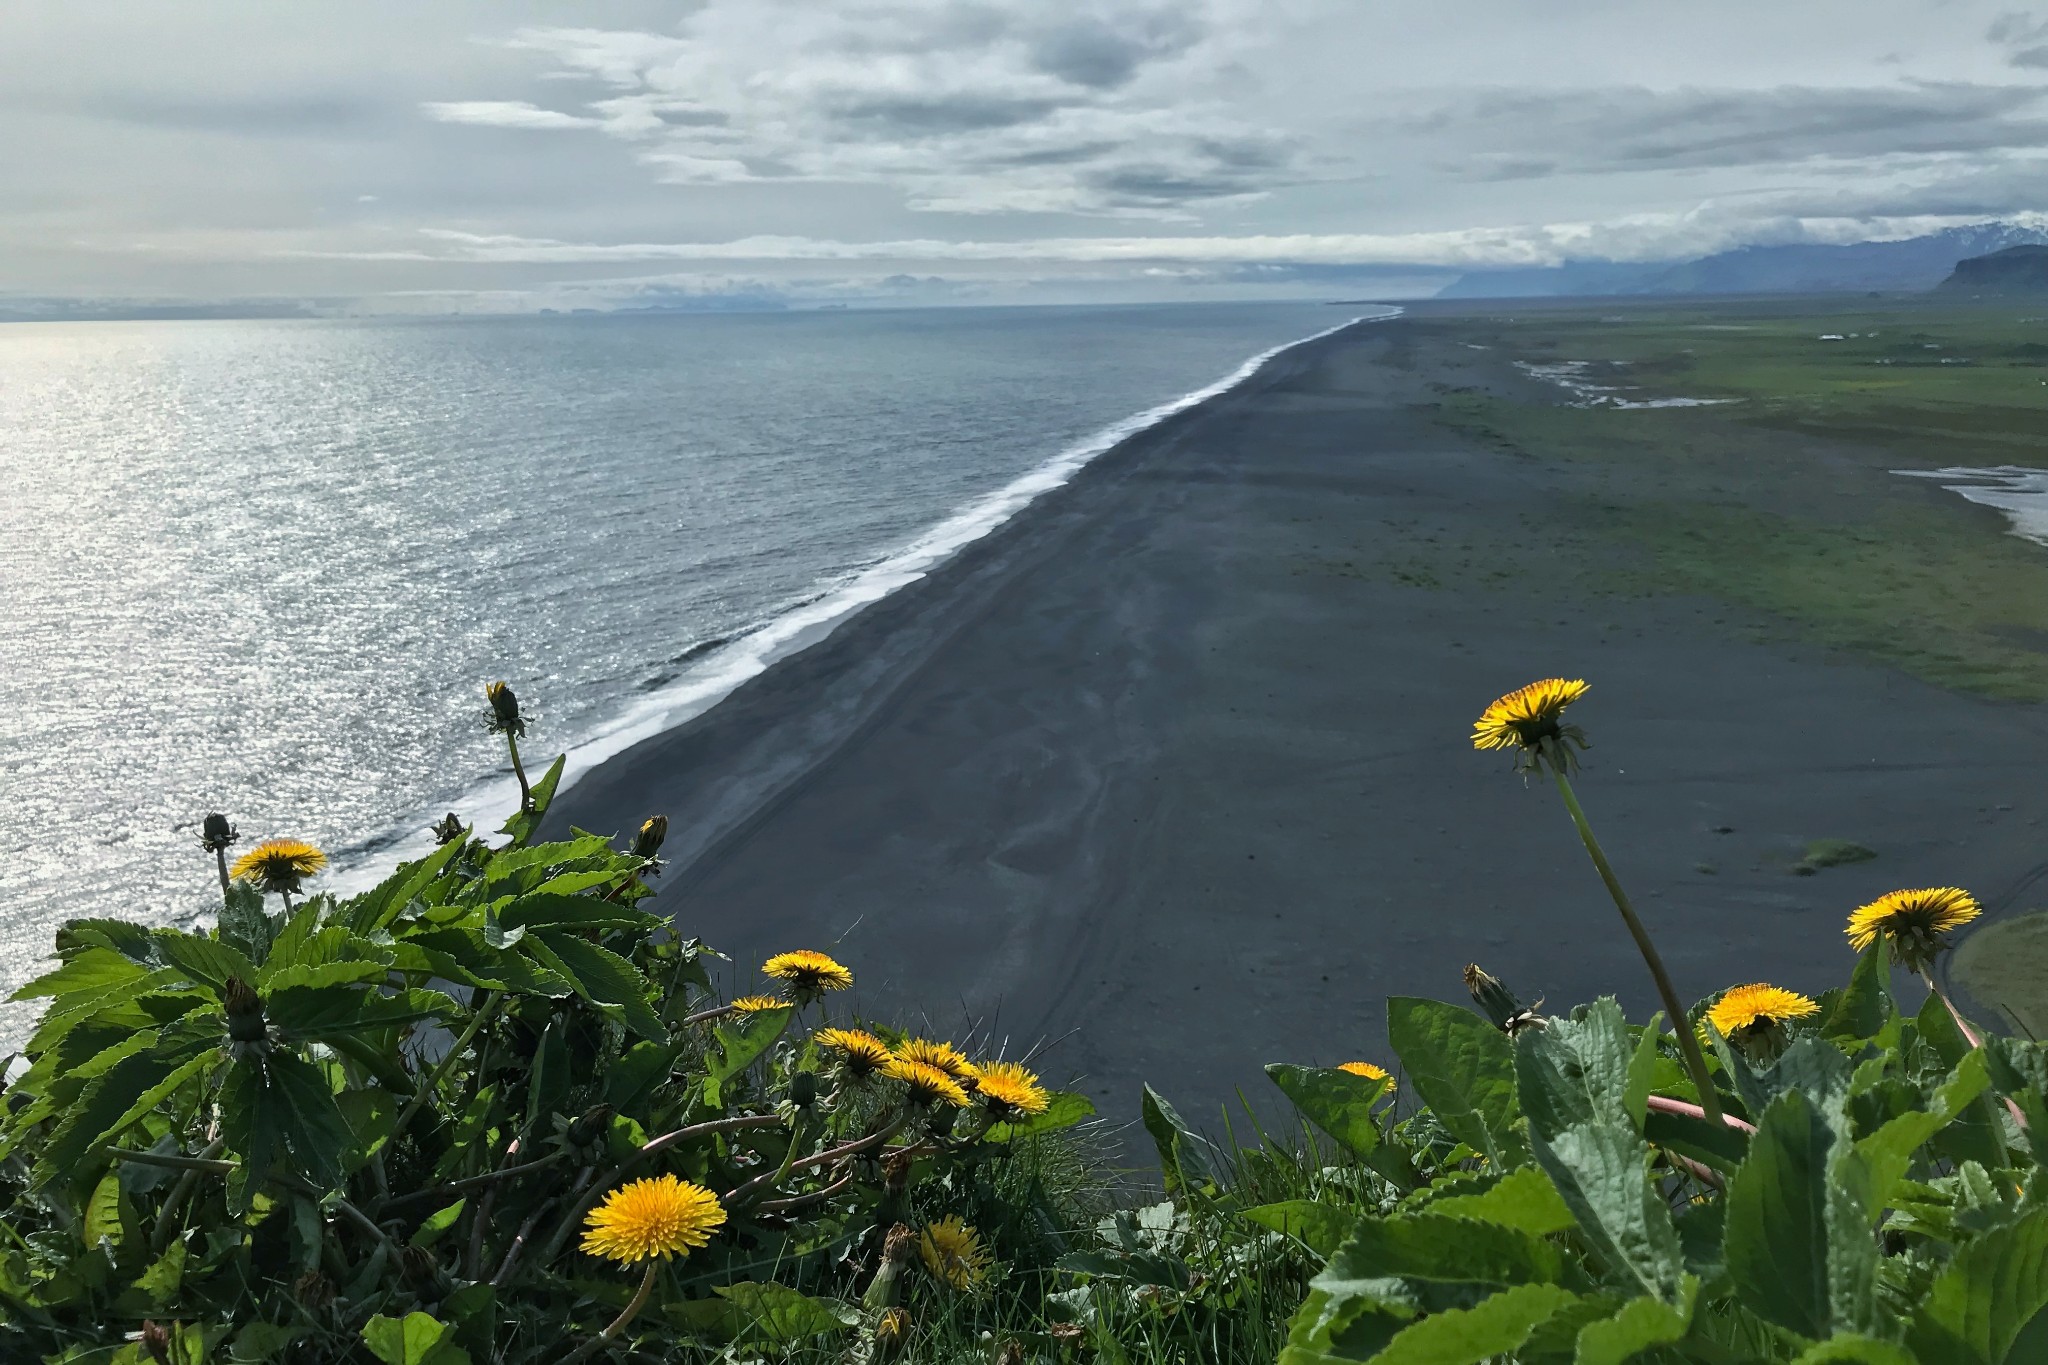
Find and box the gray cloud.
[7,0,2048,308]
[452,2,1301,216]
[1403,82,2048,178]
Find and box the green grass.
[1411,299,2048,699]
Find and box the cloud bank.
[3,1,2047,307]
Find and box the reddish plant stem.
[1644,1094,1757,1135]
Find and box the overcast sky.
[6,0,2047,309]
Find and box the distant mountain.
[1433,260,1679,299]
[1436,221,2048,300]
[1938,244,2048,295]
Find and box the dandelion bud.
[429,812,465,846]
[631,814,669,861]
[484,680,526,737]
[882,1221,916,1264]
[1465,963,1544,1037]
[788,1069,821,1110]
[198,813,238,853]
[871,1307,911,1361]
[399,1244,440,1291]
[292,1269,336,1312]
[863,1223,918,1313]
[140,1321,172,1365]
[567,1103,614,1148]
[222,976,268,1047]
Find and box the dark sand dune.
[546,322,2048,1126]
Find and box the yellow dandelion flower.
[1472,678,1591,773]
[1705,984,1819,1039]
[762,949,854,999]
[1337,1061,1391,1083]
[1846,887,1982,973]
[228,839,327,896]
[919,1215,990,1291]
[973,1060,1050,1117]
[730,994,790,1013]
[884,1057,970,1108]
[895,1037,979,1082]
[580,1175,726,1264]
[817,1027,894,1077]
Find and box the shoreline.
[546,313,2048,1123]
[335,311,1392,895]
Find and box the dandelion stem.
[1924,969,2029,1131]
[563,1260,658,1365]
[212,848,230,898]
[388,994,499,1150]
[1643,1094,1754,1135]
[505,732,533,813]
[1550,768,1723,1125]
[151,1137,227,1253]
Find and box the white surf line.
[332,308,1403,892]
[1895,466,2048,547]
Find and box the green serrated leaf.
[1824,940,1893,1042]
[497,892,659,933]
[710,1282,858,1344]
[1531,1121,1683,1304]
[363,1310,469,1365]
[708,1006,790,1087]
[149,929,257,991]
[1267,1063,1389,1159]
[1514,999,1649,1142]
[1142,1085,1215,1199]
[266,984,443,1043]
[1792,1336,1920,1365]
[1388,996,1526,1168]
[9,948,149,1002]
[1856,1050,1990,1216]
[1723,1088,1880,1341]
[1316,1210,1568,1287]
[1642,1106,1750,1175]
[408,1199,466,1250]
[499,754,566,847]
[985,1091,1095,1143]
[1907,1205,2048,1365]
[37,1044,211,1189]
[1422,1165,1576,1237]
[217,882,275,969]
[344,833,470,935]
[83,1169,127,1250]
[1572,1276,1698,1365]
[1241,1201,1360,1259]
[1372,1283,1581,1365]
[526,929,664,1040]
[55,916,158,962]
[219,1051,353,1202]
[133,1241,187,1309]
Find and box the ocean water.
[0,302,1375,1033]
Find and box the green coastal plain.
[1393,297,2048,1034]
[1408,300,2048,700]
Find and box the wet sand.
[546,318,2048,1125]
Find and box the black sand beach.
[547,315,2048,1126]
